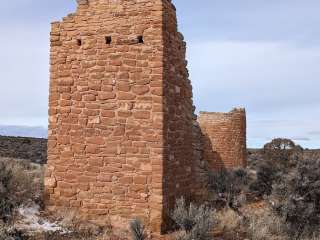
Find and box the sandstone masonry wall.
[161,0,198,229]
[45,0,197,236]
[198,109,247,169]
[45,0,247,236]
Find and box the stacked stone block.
[161,0,197,228]
[45,0,247,236]
[198,109,247,169]
[45,0,197,235]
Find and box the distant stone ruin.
[198,109,247,169]
[45,0,246,236]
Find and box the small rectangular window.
[137,36,144,44]
[105,36,112,44]
[77,39,82,46]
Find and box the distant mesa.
[0,125,47,139]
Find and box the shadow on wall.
[202,133,226,170]
[160,0,196,233]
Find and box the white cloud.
[0,1,319,149]
[188,40,320,111]
[187,41,320,148]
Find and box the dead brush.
[246,207,287,240]
[0,223,25,240]
[171,197,215,240]
[0,159,37,221]
[215,208,242,235]
[51,208,107,237]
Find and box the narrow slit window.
[137,35,144,44]
[105,36,112,45]
[77,39,82,46]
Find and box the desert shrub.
[0,162,14,220]
[208,168,250,210]
[215,208,244,239]
[246,208,287,240]
[271,157,320,239]
[249,164,276,198]
[263,138,303,171]
[0,226,9,240]
[171,198,215,240]
[0,160,35,221]
[130,218,146,240]
[43,231,96,240]
[0,224,26,240]
[248,138,303,199]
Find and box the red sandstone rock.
[99,92,116,100]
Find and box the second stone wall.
[198,108,247,169]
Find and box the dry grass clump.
[0,158,42,221]
[46,208,132,240]
[246,207,287,240]
[57,208,105,234]
[215,208,242,237]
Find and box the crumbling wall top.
[75,0,174,6]
[199,108,246,121]
[76,0,88,5]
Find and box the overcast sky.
[0,0,319,148]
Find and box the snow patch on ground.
[16,204,68,233]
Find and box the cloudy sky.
[0,0,319,148]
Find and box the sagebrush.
[0,159,37,221]
[208,168,250,210]
[171,198,215,240]
[271,157,320,239]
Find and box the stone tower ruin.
[198,108,247,169]
[45,0,247,236]
[45,0,196,234]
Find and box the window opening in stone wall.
[105,36,112,44]
[138,35,144,44]
[77,39,82,46]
